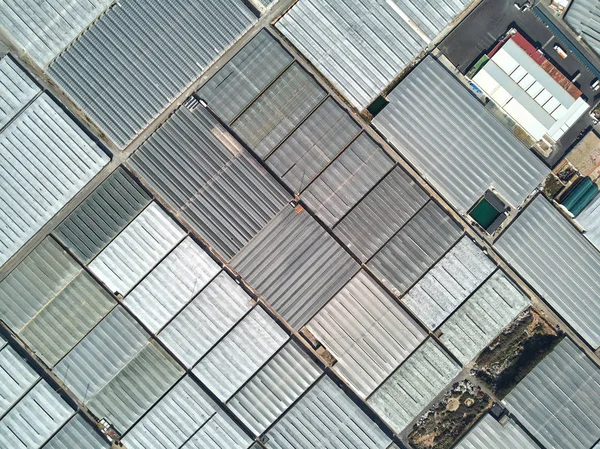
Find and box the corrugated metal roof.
[503,338,600,449]
[0,0,113,67]
[53,167,151,265]
[264,97,361,193]
[577,191,600,251]
[333,166,429,261]
[129,106,290,261]
[0,93,109,267]
[18,271,116,367]
[373,55,549,212]
[440,271,530,365]
[454,414,541,449]
[301,133,394,228]
[367,338,461,433]
[0,345,39,417]
[265,375,392,449]
[0,56,40,129]
[565,0,600,57]
[122,376,217,449]
[495,195,600,349]
[0,334,6,350]
[42,414,109,449]
[0,237,81,332]
[124,237,220,333]
[231,62,327,158]
[48,0,257,148]
[192,306,288,402]
[54,306,149,402]
[181,411,252,449]
[231,205,360,329]
[86,341,185,433]
[276,0,471,109]
[159,271,253,368]
[307,270,426,399]
[368,201,463,296]
[197,29,293,124]
[0,381,74,449]
[227,340,323,436]
[88,202,186,296]
[402,237,496,330]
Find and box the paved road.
[439,0,599,102]
[1,0,597,374]
[0,1,298,281]
[438,0,600,165]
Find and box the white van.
[554,45,567,59]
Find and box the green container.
[561,177,599,217]
[470,197,501,229]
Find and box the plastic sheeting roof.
[0,381,74,449]
[454,414,541,449]
[43,414,109,449]
[495,195,600,348]
[302,133,394,228]
[88,202,185,296]
[181,412,252,449]
[263,97,360,193]
[368,201,463,296]
[231,205,359,329]
[198,29,293,125]
[53,166,151,265]
[401,237,496,330]
[54,306,150,402]
[577,191,600,251]
[227,340,323,436]
[440,271,530,364]
[85,341,184,433]
[192,307,288,402]
[265,375,391,449]
[19,271,116,367]
[307,270,426,398]
[122,376,216,449]
[48,0,257,147]
[158,271,253,368]
[565,0,600,57]
[0,237,81,332]
[0,345,39,417]
[129,106,290,261]
[333,166,429,261]
[124,237,220,333]
[276,0,472,109]
[0,94,109,267]
[0,0,113,67]
[503,338,600,449]
[367,339,461,433]
[0,56,40,129]
[231,62,327,159]
[373,55,549,212]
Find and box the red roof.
[491,31,583,99]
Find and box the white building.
[473,36,589,143]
